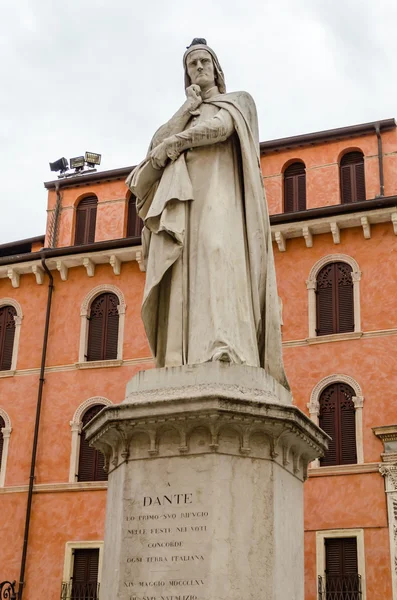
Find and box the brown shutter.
[0,416,5,471]
[319,384,338,466]
[326,537,358,576]
[104,295,119,360]
[316,265,334,336]
[316,263,354,336]
[126,195,143,237]
[72,548,100,599]
[340,152,365,203]
[354,162,366,202]
[284,162,306,213]
[86,293,119,362]
[320,383,356,466]
[78,405,107,482]
[339,384,357,465]
[75,196,98,245]
[0,306,16,370]
[337,263,354,333]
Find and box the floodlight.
[49,157,68,173]
[70,156,85,170]
[85,152,101,167]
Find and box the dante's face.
[186,49,215,90]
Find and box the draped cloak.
[126,91,289,389]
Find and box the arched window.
[126,194,143,237]
[319,383,357,466]
[284,162,306,212]
[78,405,107,482]
[75,196,98,245]
[340,152,366,204]
[316,262,354,336]
[0,305,16,370]
[86,293,119,361]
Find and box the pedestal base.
[86,363,328,600]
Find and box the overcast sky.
[1,0,396,244]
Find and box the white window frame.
[316,528,366,600]
[62,540,104,592]
[0,408,12,487]
[0,298,23,375]
[78,285,126,364]
[306,254,361,339]
[308,374,364,467]
[69,396,112,483]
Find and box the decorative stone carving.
[85,363,328,600]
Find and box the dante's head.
[183,38,226,94]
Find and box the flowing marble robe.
[127,90,288,389]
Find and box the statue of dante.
[127,38,288,388]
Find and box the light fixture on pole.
[49,157,69,175]
[69,156,85,173]
[85,152,101,168]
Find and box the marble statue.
[127,38,288,388]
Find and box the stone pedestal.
[86,363,328,600]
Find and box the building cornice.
[260,118,396,154]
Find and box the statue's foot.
[211,348,233,363]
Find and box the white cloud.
[1,0,396,243]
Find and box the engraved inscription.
[122,488,210,600]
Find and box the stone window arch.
[0,408,12,487]
[78,285,126,364]
[306,254,361,339]
[308,374,364,467]
[69,396,112,483]
[0,298,23,374]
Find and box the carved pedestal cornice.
[85,364,329,483]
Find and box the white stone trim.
[308,374,364,466]
[271,205,397,251]
[316,529,366,600]
[306,254,361,338]
[0,245,143,285]
[69,396,112,483]
[0,408,12,488]
[0,298,23,371]
[79,285,126,363]
[62,540,104,585]
[379,465,397,599]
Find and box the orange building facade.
[0,118,397,599]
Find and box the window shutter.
[337,263,354,333]
[75,196,98,245]
[316,265,334,336]
[127,195,143,237]
[354,162,366,202]
[74,207,88,246]
[320,383,356,466]
[104,295,119,360]
[87,296,105,362]
[0,416,5,470]
[0,306,16,371]
[284,162,306,213]
[86,293,119,362]
[325,537,358,576]
[319,384,338,466]
[72,548,100,599]
[78,405,107,482]
[316,263,354,336]
[340,152,365,204]
[339,384,357,465]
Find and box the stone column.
[86,363,328,600]
[374,425,397,600]
[379,464,397,599]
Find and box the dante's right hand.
[185,84,202,113]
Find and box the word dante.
[143,494,193,507]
